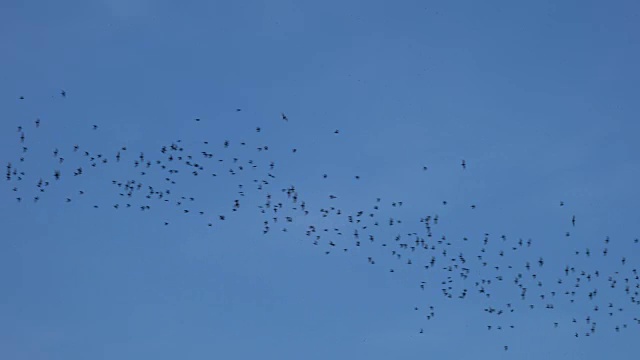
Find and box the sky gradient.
[1,1,640,359]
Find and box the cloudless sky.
[1,1,640,359]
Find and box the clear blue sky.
[1,0,639,359]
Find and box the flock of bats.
[4,91,639,351]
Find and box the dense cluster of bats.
[4,91,639,351]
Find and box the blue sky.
[1,0,639,359]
